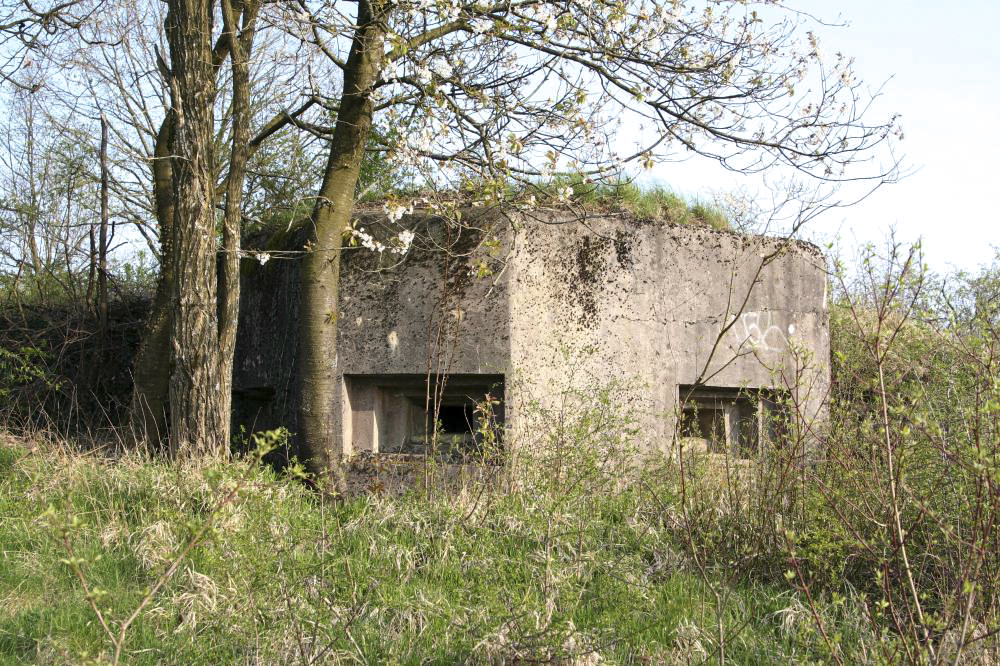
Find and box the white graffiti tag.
[737,311,789,352]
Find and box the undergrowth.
[1,432,861,665]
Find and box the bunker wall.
[506,214,830,453]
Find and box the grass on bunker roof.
[355,177,732,231]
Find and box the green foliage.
[116,252,158,300]
[0,345,59,402]
[357,127,413,202]
[799,246,1000,661]
[1,422,872,664]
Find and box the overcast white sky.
[644,0,999,274]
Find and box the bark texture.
[129,111,176,450]
[131,1,260,455]
[217,0,258,452]
[297,0,386,485]
[164,0,227,456]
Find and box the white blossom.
[384,201,414,223]
[394,230,416,255]
[429,57,452,78]
[442,0,460,22]
[351,227,386,253]
[806,31,823,63]
[469,18,492,34]
[382,60,401,79]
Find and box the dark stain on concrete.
[566,235,611,328]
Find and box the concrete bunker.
[234,209,830,461]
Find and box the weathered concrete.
[234,209,829,460]
[506,214,829,454]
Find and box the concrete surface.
[234,209,830,462]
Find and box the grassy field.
[0,433,868,665]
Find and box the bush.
[791,245,1000,663]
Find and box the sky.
[645,0,1000,274]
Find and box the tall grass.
[1,424,865,664]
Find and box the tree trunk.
[217,0,258,450]
[131,3,258,455]
[164,0,227,457]
[129,111,176,450]
[297,0,385,485]
[97,113,110,337]
[83,114,112,392]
